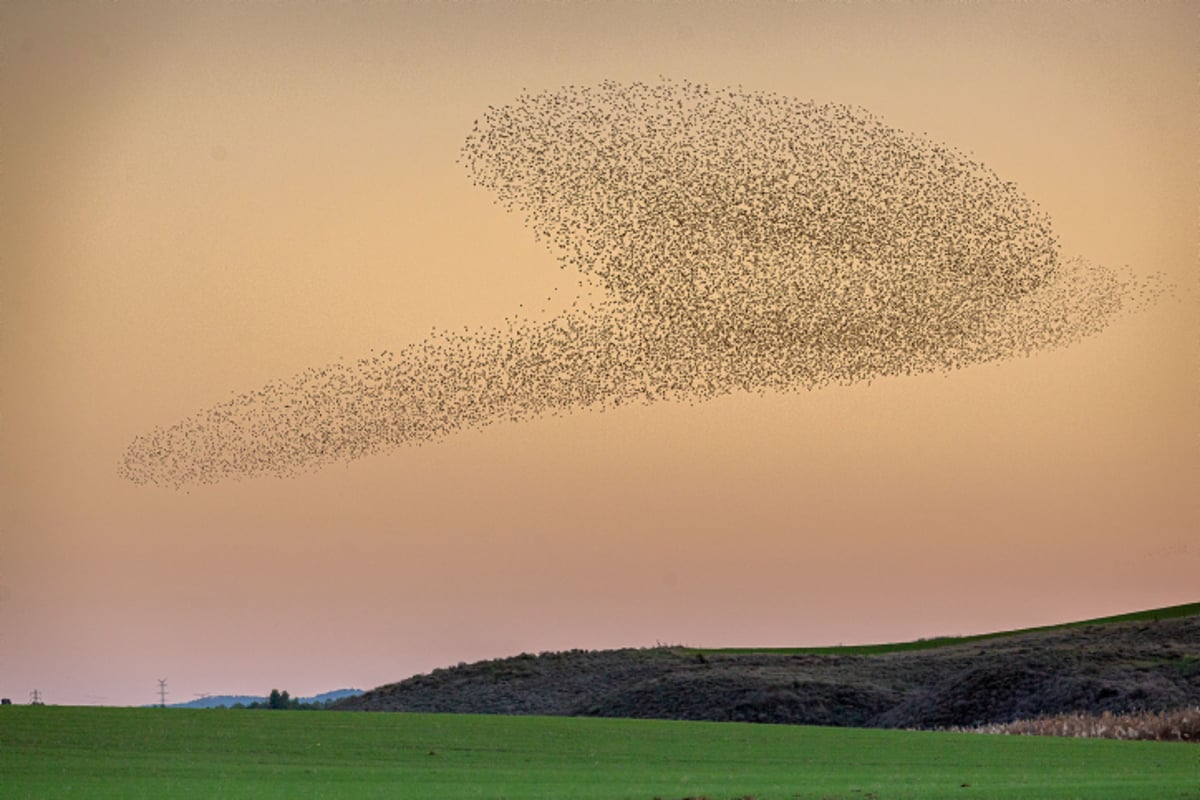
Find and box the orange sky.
[1,1,1196,707]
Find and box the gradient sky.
[1,1,1196,708]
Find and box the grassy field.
[694,601,1200,656]
[1,706,1197,799]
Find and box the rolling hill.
[333,603,1200,729]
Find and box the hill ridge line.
[336,601,1200,729]
[692,601,1200,656]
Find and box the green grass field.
[1,707,1196,799]
[694,602,1200,656]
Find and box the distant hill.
[333,603,1200,729]
[168,694,263,709]
[168,688,363,709]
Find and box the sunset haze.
[1,1,1196,707]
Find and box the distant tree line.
[235,689,334,711]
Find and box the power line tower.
[157,678,168,708]
[30,689,42,705]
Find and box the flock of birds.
[119,79,1160,488]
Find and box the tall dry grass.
[957,707,1200,742]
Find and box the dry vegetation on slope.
[958,706,1199,742]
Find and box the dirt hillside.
[334,610,1200,728]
